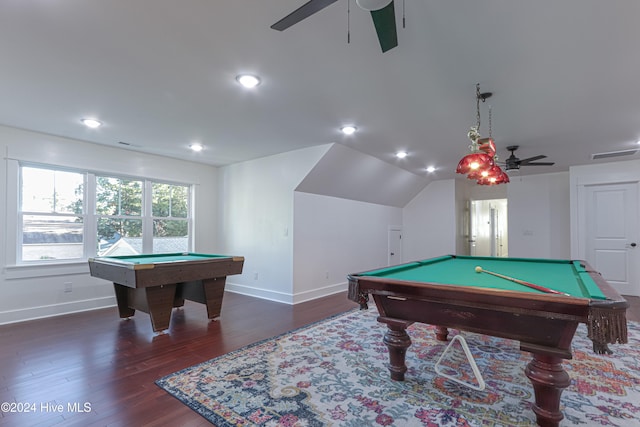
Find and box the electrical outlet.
[64,282,72,293]
[254,272,259,280]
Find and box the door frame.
[571,163,640,260]
[469,198,508,257]
[570,162,640,295]
[388,226,402,266]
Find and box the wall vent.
[591,149,638,160]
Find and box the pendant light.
[456,84,509,185]
[456,84,495,176]
[476,106,509,185]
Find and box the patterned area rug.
[156,308,640,426]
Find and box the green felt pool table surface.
[360,255,606,300]
[348,255,628,427]
[92,252,234,267]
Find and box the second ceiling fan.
[502,146,555,171]
[271,0,398,52]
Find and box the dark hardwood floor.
[1,292,638,426]
[0,292,358,426]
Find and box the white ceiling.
[1,0,640,181]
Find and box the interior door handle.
[631,242,637,248]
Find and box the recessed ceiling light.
[189,143,204,152]
[426,166,436,173]
[81,118,102,128]
[236,74,261,88]
[396,151,408,159]
[341,125,357,135]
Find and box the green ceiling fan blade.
[370,1,398,52]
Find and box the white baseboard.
[225,281,348,305]
[0,296,116,326]
[0,282,350,325]
[291,282,348,304]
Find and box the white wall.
[0,125,218,324]
[292,192,402,303]
[506,172,570,258]
[7,123,636,323]
[452,173,570,260]
[217,145,330,303]
[402,179,457,261]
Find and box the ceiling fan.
[271,0,398,52]
[502,145,555,171]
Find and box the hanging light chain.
[475,83,481,131]
[488,105,492,139]
[347,0,351,44]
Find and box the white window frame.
[4,160,193,278]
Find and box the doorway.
[388,227,402,266]
[469,199,508,257]
[583,182,640,296]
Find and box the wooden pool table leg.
[180,278,226,320]
[377,316,413,381]
[202,278,226,319]
[435,326,449,341]
[144,285,177,332]
[524,353,571,427]
[113,284,135,319]
[113,283,177,332]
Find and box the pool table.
[88,253,244,332]
[348,255,628,427]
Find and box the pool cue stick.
[475,266,570,296]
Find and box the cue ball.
[475,266,483,272]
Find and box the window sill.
[3,261,90,280]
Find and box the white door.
[585,183,640,296]
[388,228,402,265]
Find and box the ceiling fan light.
[355,0,393,11]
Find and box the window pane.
[152,183,170,217]
[152,183,188,218]
[22,215,83,261]
[153,219,188,253]
[170,185,188,217]
[97,218,143,256]
[96,177,142,216]
[22,167,83,214]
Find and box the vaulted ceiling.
[1,0,639,181]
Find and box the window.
[152,183,190,253]
[17,164,193,263]
[96,176,144,256]
[20,167,85,261]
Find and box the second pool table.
[89,253,244,332]
[348,255,628,427]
